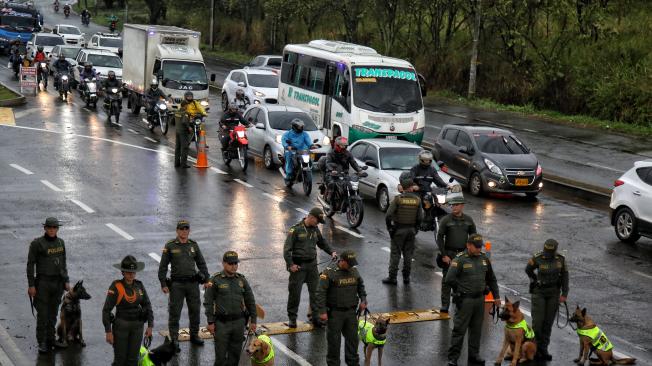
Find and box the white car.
[26,32,65,59]
[244,105,330,169]
[221,69,278,111]
[245,55,282,70]
[349,139,460,211]
[52,24,85,47]
[87,32,122,55]
[610,160,652,243]
[74,49,122,83]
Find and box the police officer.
[174,99,193,168]
[102,255,154,366]
[284,207,337,328]
[204,251,257,366]
[445,234,500,366]
[436,195,477,313]
[316,250,367,366]
[383,173,423,285]
[525,239,569,361]
[158,220,209,350]
[26,217,70,353]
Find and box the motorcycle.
[57,71,71,101]
[147,97,169,135]
[37,62,48,90]
[317,168,368,228]
[54,3,59,12]
[418,177,460,237]
[81,14,90,26]
[63,6,70,17]
[104,87,122,124]
[81,77,98,108]
[221,124,249,172]
[281,146,318,195]
[109,20,117,33]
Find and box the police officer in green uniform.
[204,251,257,366]
[445,234,500,366]
[26,217,70,354]
[284,207,337,328]
[436,196,477,312]
[316,250,367,366]
[525,238,569,361]
[382,172,423,285]
[174,100,193,168]
[102,255,154,366]
[158,220,210,350]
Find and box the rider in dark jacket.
[145,79,166,118]
[323,136,364,203]
[102,70,122,108]
[219,103,248,149]
[52,54,72,89]
[409,150,447,193]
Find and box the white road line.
[585,162,625,173]
[498,284,520,295]
[144,136,158,143]
[187,156,197,163]
[452,113,467,118]
[13,107,39,119]
[381,247,390,253]
[105,223,134,241]
[270,339,313,366]
[430,108,445,113]
[633,270,652,280]
[210,167,228,174]
[496,123,514,128]
[295,208,309,214]
[149,253,161,262]
[477,119,493,124]
[9,163,34,175]
[426,125,442,130]
[263,192,283,203]
[128,128,139,134]
[234,179,253,188]
[335,226,364,238]
[41,180,63,192]
[523,128,538,133]
[70,199,95,213]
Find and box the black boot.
[382,277,397,285]
[190,334,204,346]
[38,343,49,354]
[287,319,297,328]
[468,355,485,365]
[171,339,181,353]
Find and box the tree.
[337,0,366,43]
[144,0,166,24]
[467,0,481,98]
[374,0,402,54]
[299,0,326,39]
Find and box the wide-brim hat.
[43,217,61,227]
[113,255,145,272]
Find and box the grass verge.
[426,91,652,138]
[0,84,19,100]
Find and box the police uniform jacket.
[436,213,477,256]
[158,238,209,287]
[444,250,499,298]
[283,219,333,268]
[26,235,69,287]
[315,266,367,313]
[203,271,257,324]
[385,191,423,229]
[525,252,569,296]
[102,279,154,332]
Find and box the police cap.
[543,238,558,252]
[223,251,240,264]
[43,217,61,227]
[339,250,358,266]
[176,219,190,229]
[468,233,484,248]
[308,207,325,224]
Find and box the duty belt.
[116,312,141,321]
[292,257,316,265]
[329,306,357,311]
[171,276,195,282]
[458,291,484,299]
[36,274,62,280]
[215,313,244,322]
[538,283,559,289]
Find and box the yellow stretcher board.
[0,108,15,126]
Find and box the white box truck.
[122,24,213,118]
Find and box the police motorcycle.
[280,140,321,196]
[221,122,250,172]
[80,77,99,108]
[104,86,122,124]
[54,1,59,12]
[146,97,170,135]
[317,164,368,228]
[37,62,49,90]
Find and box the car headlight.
[253,90,265,97]
[200,100,209,107]
[483,158,502,175]
[275,134,282,144]
[322,136,331,146]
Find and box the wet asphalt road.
[1,69,652,366]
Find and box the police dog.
[246,334,275,366]
[358,314,390,366]
[569,306,636,365]
[143,337,176,366]
[55,280,91,347]
[495,297,536,366]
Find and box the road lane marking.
[149,253,161,262]
[452,113,467,118]
[234,179,253,188]
[41,180,63,192]
[523,128,537,133]
[496,123,513,128]
[70,199,95,213]
[144,137,158,143]
[426,125,441,130]
[128,128,139,134]
[13,107,39,119]
[381,247,390,253]
[263,192,283,203]
[633,270,652,280]
[210,167,227,174]
[335,226,364,238]
[9,163,34,175]
[105,223,134,240]
[188,156,197,163]
[585,162,625,173]
[295,208,309,214]
[271,339,313,366]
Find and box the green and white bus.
[278,40,426,144]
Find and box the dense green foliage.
[96,0,651,126]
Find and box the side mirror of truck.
[210,74,216,82]
[156,70,164,80]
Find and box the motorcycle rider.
[62,2,70,15]
[33,46,47,63]
[53,0,59,10]
[181,91,208,146]
[281,119,313,186]
[145,79,166,122]
[52,54,72,90]
[79,62,97,93]
[409,150,448,193]
[80,8,91,23]
[323,136,365,204]
[101,70,122,109]
[233,89,250,112]
[219,103,247,150]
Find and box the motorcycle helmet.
[107,70,116,79]
[235,89,245,100]
[58,54,65,60]
[150,78,158,90]
[184,91,194,103]
[37,45,44,52]
[84,62,92,71]
[418,150,433,167]
[228,103,238,113]
[334,136,348,153]
[291,118,304,133]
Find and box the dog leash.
[317,255,339,267]
[556,301,576,330]
[28,295,36,319]
[488,302,499,324]
[241,329,254,355]
[143,335,152,349]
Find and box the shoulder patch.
[166,239,176,245]
[455,252,465,258]
[288,228,295,234]
[451,261,458,267]
[320,273,328,280]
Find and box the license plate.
[385,136,397,140]
[515,178,529,186]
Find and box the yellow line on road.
[0,107,15,126]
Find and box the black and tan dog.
[569,306,636,365]
[55,280,91,347]
[141,337,177,366]
[358,314,390,366]
[495,297,536,366]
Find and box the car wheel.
[221,93,229,112]
[263,146,275,169]
[469,172,483,196]
[376,186,390,212]
[614,208,641,243]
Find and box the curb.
[0,323,29,366]
[0,81,27,107]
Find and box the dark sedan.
[433,125,543,197]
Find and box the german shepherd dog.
[246,334,275,366]
[495,297,537,365]
[55,280,91,347]
[358,314,390,366]
[569,306,636,365]
[143,337,177,366]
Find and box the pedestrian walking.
[26,217,70,354]
[158,219,210,351]
[102,255,154,366]
[316,250,367,366]
[525,238,569,361]
[445,234,500,366]
[174,100,193,168]
[284,207,337,328]
[203,251,257,366]
[382,172,423,285]
[436,195,477,312]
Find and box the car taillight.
[614,179,625,187]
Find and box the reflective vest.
[358,320,386,346]
[577,326,613,352]
[138,346,154,366]
[250,334,275,364]
[506,319,535,340]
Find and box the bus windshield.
[352,66,423,114]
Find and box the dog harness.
[250,334,275,364]
[506,319,535,340]
[138,346,154,366]
[358,320,386,346]
[577,326,613,352]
